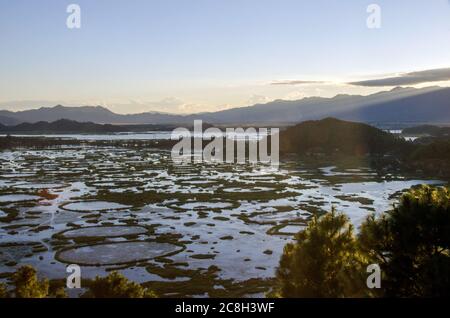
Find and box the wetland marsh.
[0,143,444,297]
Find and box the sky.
[0,0,449,114]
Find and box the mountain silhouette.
[1,86,449,125]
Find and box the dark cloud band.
[349,68,450,87]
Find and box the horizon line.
[0,85,447,116]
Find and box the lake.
[0,130,267,141]
[0,144,445,297]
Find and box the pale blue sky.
[0,0,449,113]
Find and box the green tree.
[0,282,8,298]
[50,285,68,298]
[359,185,450,297]
[12,265,49,298]
[271,210,367,297]
[83,271,157,298]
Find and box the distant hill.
[0,105,189,125]
[0,86,449,125]
[0,105,118,124]
[407,139,450,178]
[279,118,410,156]
[335,87,450,123]
[0,119,209,134]
[0,115,20,126]
[0,119,123,133]
[200,86,450,125]
[402,125,450,137]
[276,118,450,178]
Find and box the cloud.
[144,97,185,111]
[108,97,197,114]
[349,67,450,87]
[284,91,306,100]
[246,94,271,105]
[270,80,327,86]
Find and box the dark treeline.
[403,124,450,137]
[0,135,84,149]
[0,119,209,134]
[0,135,179,150]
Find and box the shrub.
[83,271,157,298]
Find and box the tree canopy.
[83,271,157,298]
[274,185,450,297]
[359,185,450,297]
[271,209,367,297]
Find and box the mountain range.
[0,86,449,126]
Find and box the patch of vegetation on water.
[190,254,216,260]
[267,221,307,236]
[142,265,274,297]
[0,207,19,223]
[335,195,374,205]
[0,242,47,265]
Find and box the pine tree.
[271,209,367,297]
[0,283,8,298]
[12,265,49,298]
[359,185,450,297]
